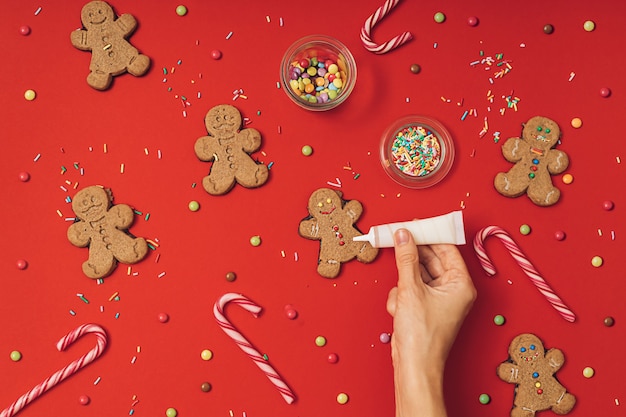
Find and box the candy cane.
[360,0,413,54]
[473,226,576,323]
[1,323,107,417]
[214,293,296,404]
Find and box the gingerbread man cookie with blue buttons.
[494,116,569,206]
[497,333,576,417]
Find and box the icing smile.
[320,206,336,215]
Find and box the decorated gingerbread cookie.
[494,116,569,206]
[298,188,378,278]
[195,104,269,195]
[497,333,576,417]
[67,186,148,279]
[70,0,150,90]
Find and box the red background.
[1,0,625,416]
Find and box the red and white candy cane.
[1,323,107,417]
[214,293,296,405]
[360,0,413,54]
[473,226,576,323]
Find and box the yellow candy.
[327,63,339,74]
[332,79,343,88]
[24,89,36,101]
[571,117,582,128]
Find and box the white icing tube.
[353,211,466,248]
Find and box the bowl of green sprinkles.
[379,115,455,189]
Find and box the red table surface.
[1,0,625,416]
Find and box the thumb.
[394,229,420,289]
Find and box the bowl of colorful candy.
[280,35,357,111]
[379,115,455,188]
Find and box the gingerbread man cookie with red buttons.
[298,188,378,278]
[497,333,576,417]
[494,116,569,206]
[195,104,269,195]
[70,0,150,90]
[67,185,148,279]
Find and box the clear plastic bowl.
[379,115,455,188]
[280,35,357,111]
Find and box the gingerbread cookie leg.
[112,236,148,264]
[127,53,150,76]
[494,171,530,198]
[527,178,561,206]
[202,162,236,195]
[87,70,113,91]
[84,243,116,279]
[235,160,269,188]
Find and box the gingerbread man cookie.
[195,104,269,195]
[494,116,569,206]
[70,0,150,90]
[67,186,148,279]
[298,188,379,278]
[497,333,576,417]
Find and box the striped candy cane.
[1,324,107,417]
[214,293,296,404]
[360,0,413,54]
[473,226,576,323]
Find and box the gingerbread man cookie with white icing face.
[298,188,378,278]
[497,333,576,417]
[70,0,150,90]
[195,104,269,195]
[67,186,148,279]
[494,116,569,206]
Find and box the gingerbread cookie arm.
[67,222,91,247]
[342,200,363,221]
[115,13,138,37]
[239,128,262,153]
[107,204,134,229]
[194,136,219,162]
[545,150,569,174]
[496,362,520,384]
[298,218,322,240]
[544,348,565,372]
[501,137,528,163]
[70,29,91,51]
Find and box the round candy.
[188,200,200,212]
[543,24,554,34]
[18,171,30,182]
[434,12,446,23]
[604,316,615,327]
[175,5,187,16]
[201,349,213,361]
[315,336,327,347]
[602,200,614,211]
[210,49,222,60]
[600,87,611,97]
[493,314,506,326]
[158,313,169,323]
[200,382,212,392]
[165,407,178,417]
[591,256,603,267]
[519,224,531,235]
[78,395,90,405]
[409,64,421,74]
[583,20,595,32]
[582,366,595,378]
[327,353,339,364]
[19,25,31,36]
[554,231,566,241]
[24,89,36,101]
[478,393,491,404]
[562,174,574,184]
[336,392,349,405]
[16,259,28,270]
[225,271,237,282]
[249,235,261,247]
[285,308,298,320]
[10,350,22,361]
[570,117,582,128]
[301,145,313,156]
[467,16,479,27]
[379,332,391,344]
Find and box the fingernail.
[395,229,410,245]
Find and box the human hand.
[387,228,476,417]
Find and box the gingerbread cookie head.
[299,188,378,278]
[68,185,148,279]
[194,104,269,195]
[497,333,576,416]
[70,0,151,90]
[494,116,569,206]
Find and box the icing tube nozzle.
[353,211,466,248]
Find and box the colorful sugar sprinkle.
[391,125,441,177]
